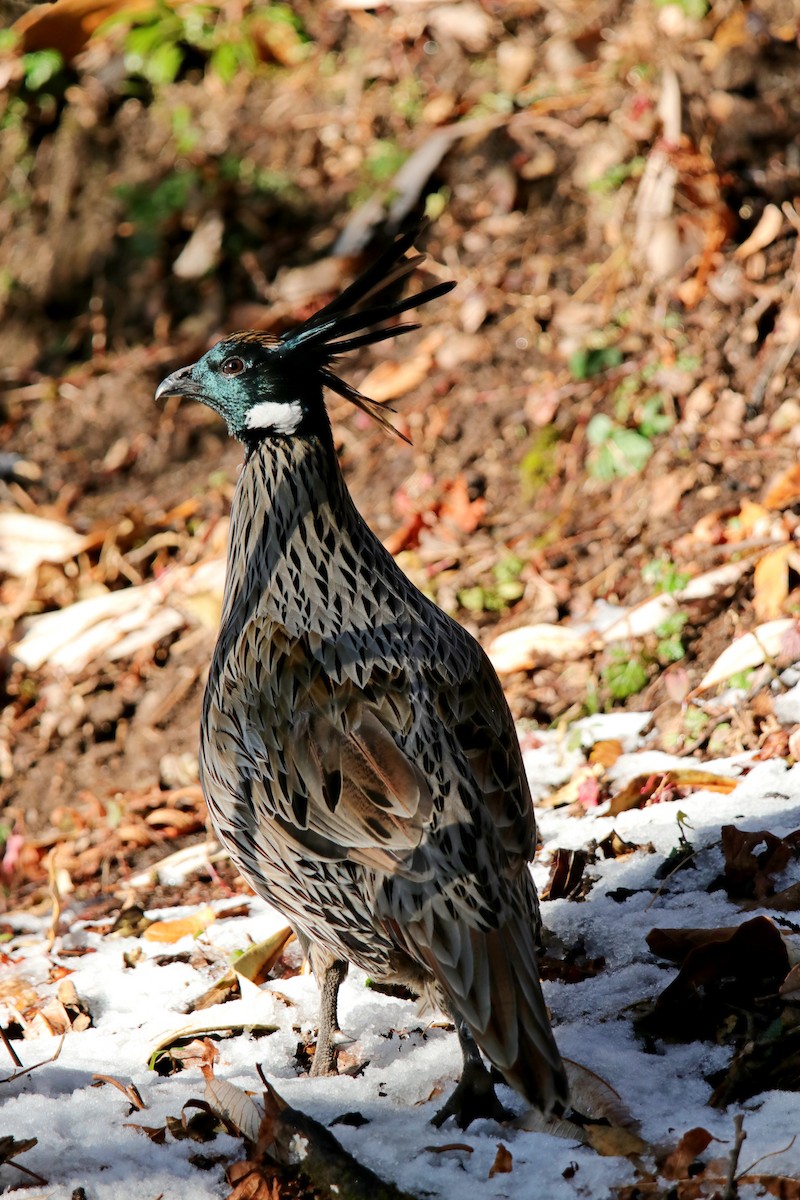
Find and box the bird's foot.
[309,1029,354,1077]
[432,1059,514,1130]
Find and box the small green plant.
[587,155,646,194]
[569,345,623,381]
[602,645,649,700]
[655,611,688,663]
[117,167,201,255]
[587,414,653,480]
[364,139,409,184]
[655,809,696,879]
[102,0,307,89]
[458,555,525,614]
[519,425,559,496]
[642,558,691,595]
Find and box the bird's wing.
[265,693,435,878]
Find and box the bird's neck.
[220,433,364,636]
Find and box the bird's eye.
[220,356,245,377]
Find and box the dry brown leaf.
[144,808,205,836]
[584,1123,649,1158]
[738,1176,800,1199]
[0,974,40,1013]
[539,764,604,810]
[660,1127,714,1180]
[641,916,789,1043]
[14,0,151,58]
[143,905,217,944]
[357,332,443,403]
[721,824,798,901]
[541,848,591,901]
[753,545,792,622]
[608,769,737,816]
[424,1142,474,1154]
[436,475,486,536]
[764,464,800,510]
[488,1142,513,1178]
[91,1073,146,1110]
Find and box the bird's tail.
[465,913,568,1112]
[411,884,568,1113]
[276,229,455,441]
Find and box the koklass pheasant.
[156,231,567,1128]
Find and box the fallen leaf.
[738,1175,800,1199]
[608,769,737,816]
[660,1127,715,1179]
[639,916,789,1042]
[488,1142,513,1178]
[697,619,799,692]
[233,926,295,986]
[13,0,151,59]
[589,740,623,768]
[584,1123,650,1158]
[753,545,792,622]
[735,204,785,258]
[720,824,798,901]
[542,848,591,901]
[204,1072,263,1142]
[357,332,443,403]
[763,463,800,510]
[143,905,217,944]
[91,1074,146,1110]
[487,623,598,673]
[0,512,87,576]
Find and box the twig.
[645,844,702,910]
[0,1026,23,1069]
[0,1034,65,1084]
[738,1132,796,1178]
[721,1114,746,1200]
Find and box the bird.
[155,230,567,1129]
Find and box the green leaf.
[22,49,63,91]
[603,648,649,700]
[569,345,623,381]
[586,414,615,446]
[145,40,183,85]
[210,41,239,84]
[609,427,653,475]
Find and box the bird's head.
[155,332,317,442]
[155,230,455,446]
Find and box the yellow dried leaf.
[753,545,792,622]
[0,974,40,1012]
[233,926,295,985]
[143,905,216,944]
[588,739,623,769]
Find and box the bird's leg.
[309,951,349,1077]
[432,1017,514,1129]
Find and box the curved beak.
[155,363,200,403]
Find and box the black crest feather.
[278,229,455,442]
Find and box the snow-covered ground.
[4,711,800,1198]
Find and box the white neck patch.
[245,399,303,434]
